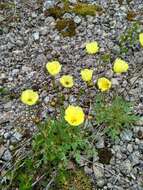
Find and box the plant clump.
[95,96,139,139]
[55,19,76,37]
[53,169,93,190]
[72,3,102,16]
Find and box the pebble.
[0,145,6,158]
[2,149,12,161]
[95,137,105,149]
[74,16,82,24]
[93,163,104,179]
[32,32,40,41]
[120,160,132,175]
[120,130,133,142]
[127,144,133,153]
[84,165,93,175]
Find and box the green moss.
[56,19,76,37]
[0,2,15,9]
[72,3,102,16]
[54,169,92,190]
[44,2,102,18]
[101,53,111,63]
[126,11,137,21]
[44,3,70,19]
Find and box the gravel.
[0,0,143,189]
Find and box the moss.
[56,19,76,37]
[53,169,92,190]
[44,3,102,18]
[44,6,65,18]
[44,3,70,19]
[72,3,102,16]
[101,53,111,62]
[0,2,15,9]
[126,11,137,21]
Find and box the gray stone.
[40,27,48,36]
[74,16,82,24]
[111,78,119,86]
[93,163,104,179]
[44,96,50,104]
[32,32,40,40]
[2,149,12,161]
[120,129,133,142]
[12,69,19,76]
[63,13,73,19]
[138,143,143,153]
[97,178,105,188]
[43,0,57,10]
[4,132,11,139]
[84,166,93,175]
[69,0,77,3]
[127,144,133,153]
[95,137,105,149]
[31,12,37,18]
[120,160,132,175]
[4,102,12,110]
[129,151,140,166]
[12,132,22,142]
[0,145,6,158]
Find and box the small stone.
[136,117,143,126]
[138,143,143,153]
[43,0,57,10]
[32,32,40,40]
[129,151,140,166]
[63,13,73,19]
[31,12,37,18]
[44,96,50,104]
[84,166,93,175]
[12,69,19,76]
[2,149,12,161]
[93,163,104,179]
[0,145,6,158]
[97,178,105,187]
[74,16,82,24]
[69,0,77,3]
[111,78,119,86]
[4,132,11,139]
[120,129,133,142]
[120,160,132,175]
[4,102,12,110]
[13,132,22,141]
[0,15,5,22]
[127,144,133,153]
[96,137,105,149]
[40,27,48,36]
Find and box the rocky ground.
[0,0,143,189]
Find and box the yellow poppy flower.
[60,75,74,88]
[97,77,111,92]
[139,33,143,46]
[21,89,39,106]
[80,69,93,82]
[64,105,85,126]
[86,41,99,54]
[113,58,129,73]
[46,61,61,76]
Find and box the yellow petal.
[86,42,99,54]
[80,69,93,82]
[97,77,111,92]
[113,58,129,73]
[21,89,39,106]
[46,61,61,76]
[139,33,143,46]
